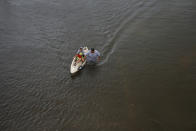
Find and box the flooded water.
[0,0,196,130]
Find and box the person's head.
[79,47,83,51]
[91,48,95,53]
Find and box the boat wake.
[98,0,158,66]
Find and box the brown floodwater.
[0,0,196,130]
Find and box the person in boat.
[86,48,100,63]
[74,47,85,63]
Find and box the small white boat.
[70,47,88,75]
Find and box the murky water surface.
[0,0,196,130]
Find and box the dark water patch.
[100,0,158,65]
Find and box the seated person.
[74,47,85,63]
